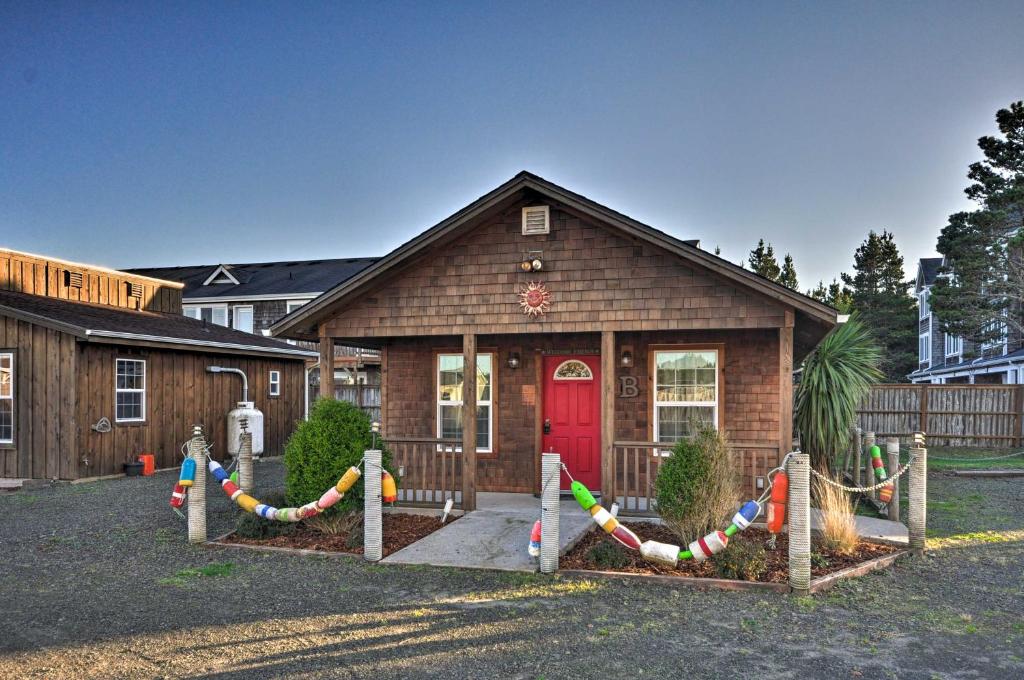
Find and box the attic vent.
[127,282,144,298]
[65,271,83,288]
[522,206,550,235]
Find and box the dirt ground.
[0,459,1021,679]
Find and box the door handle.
[543,419,551,435]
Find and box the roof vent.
[522,206,550,235]
[127,282,144,298]
[65,271,84,289]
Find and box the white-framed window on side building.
[918,289,930,320]
[269,370,281,397]
[653,349,719,443]
[232,305,254,334]
[0,352,13,444]
[184,304,228,327]
[919,333,931,366]
[115,358,146,423]
[945,334,963,358]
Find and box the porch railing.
[611,440,782,516]
[387,436,462,508]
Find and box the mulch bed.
[223,513,455,557]
[561,523,900,583]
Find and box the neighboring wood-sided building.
[272,172,838,512]
[0,249,315,481]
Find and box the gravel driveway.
[0,459,1021,679]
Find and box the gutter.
[83,329,319,358]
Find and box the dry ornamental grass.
[813,471,859,555]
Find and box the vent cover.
[65,271,84,288]
[522,206,550,235]
[127,282,144,298]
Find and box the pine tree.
[779,253,798,290]
[931,101,1024,346]
[808,278,854,313]
[841,231,917,380]
[747,239,781,282]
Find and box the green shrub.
[712,537,768,581]
[587,541,630,569]
[654,425,738,545]
[234,493,297,539]
[283,399,395,515]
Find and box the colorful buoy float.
[381,470,398,504]
[766,468,788,534]
[179,458,196,487]
[528,519,542,557]
[571,481,642,550]
[870,444,895,503]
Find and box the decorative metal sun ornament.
[518,281,552,317]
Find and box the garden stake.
[187,426,207,544]
[539,452,561,574]
[908,432,927,554]
[364,448,383,562]
[787,452,811,594]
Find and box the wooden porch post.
[462,333,477,511]
[318,325,335,401]
[601,330,615,507]
[779,311,794,459]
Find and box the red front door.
[542,355,601,491]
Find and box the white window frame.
[652,349,719,444]
[115,358,146,423]
[269,370,281,397]
[232,305,254,334]
[919,333,931,366]
[284,300,308,345]
[436,353,493,453]
[918,289,930,320]
[184,303,228,327]
[945,334,963,358]
[0,351,13,445]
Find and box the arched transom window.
[553,359,593,380]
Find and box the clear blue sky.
[2,2,1022,290]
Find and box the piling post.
[540,452,561,575]
[863,431,876,498]
[187,425,207,544]
[238,419,254,494]
[852,427,863,483]
[364,448,383,562]
[787,452,811,594]
[908,432,928,554]
[886,437,900,522]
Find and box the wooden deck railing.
[386,436,462,508]
[611,440,782,516]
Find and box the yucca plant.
[795,314,883,471]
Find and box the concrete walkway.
[383,491,593,571]
[811,509,909,544]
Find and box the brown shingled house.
[272,172,838,512]
[0,249,315,481]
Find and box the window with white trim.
[0,352,13,444]
[919,333,931,365]
[269,370,281,397]
[115,359,146,422]
[437,353,493,452]
[232,305,254,334]
[284,301,308,345]
[653,350,718,443]
[918,289,930,319]
[945,334,962,358]
[184,304,228,327]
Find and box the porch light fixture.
[507,352,521,369]
[620,350,633,367]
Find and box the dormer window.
[203,265,240,286]
[522,206,550,235]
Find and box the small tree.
[654,425,738,544]
[747,239,782,282]
[795,315,883,470]
[284,399,394,514]
[779,253,798,290]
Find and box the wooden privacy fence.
[856,383,1024,447]
[335,383,381,423]
[387,436,462,508]
[611,441,781,516]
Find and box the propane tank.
[227,402,264,456]
[766,469,789,533]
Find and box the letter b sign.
[619,376,639,398]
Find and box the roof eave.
[83,330,318,359]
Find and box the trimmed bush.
[712,537,768,581]
[587,541,630,569]
[234,493,296,539]
[283,399,395,515]
[654,425,739,545]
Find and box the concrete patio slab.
[811,509,909,544]
[382,491,593,571]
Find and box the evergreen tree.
[779,253,798,290]
[841,230,917,381]
[931,101,1024,346]
[808,278,854,313]
[747,239,781,282]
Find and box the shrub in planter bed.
[284,399,396,518]
[712,537,768,581]
[234,493,297,539]
[587,541,630,569]
[654,425,738,547]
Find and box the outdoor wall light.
[530,258,543,271]
[507,352,521,369]
[620,350,633,367]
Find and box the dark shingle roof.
[125,258,378,300]
[919,257,943,286]
[0,289,315,359]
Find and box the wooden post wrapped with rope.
[863,431,876,499]
[852,427,863,484]
[787,452,811,594]
[238,419,254,494]
[540,452,561,574]
[364,448,383,562]
[886,437,900,522]
[908,432,927,554]
[187,425,207,544]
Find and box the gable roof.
[126,257,378,301]
[271,171,838,343]
[917,257,943,288]
[0,289,316,359]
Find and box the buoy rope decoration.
[563,460,782,568]
[869,444,895,504]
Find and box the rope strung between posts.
[812,452,917,493]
